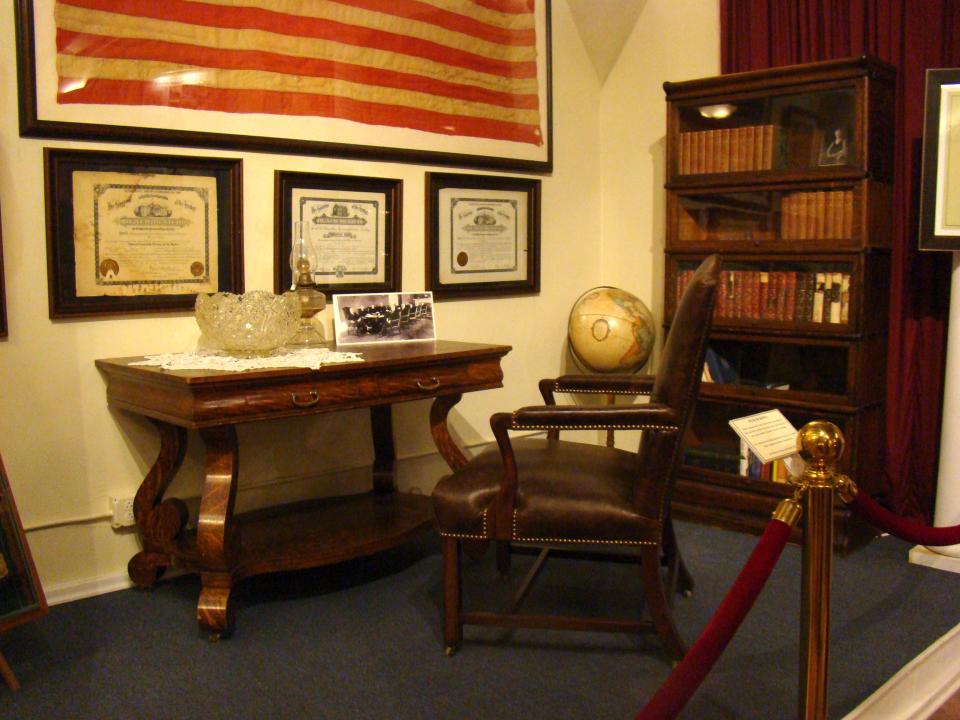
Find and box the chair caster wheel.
[682,590,693,598]
[208,633,221,643]
[445,645,458,656]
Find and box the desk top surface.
[96,339,512,386]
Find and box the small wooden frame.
[44,148,243,319]
[0,452,48,690]
[426,172,541,300]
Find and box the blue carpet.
[1,522,958,719]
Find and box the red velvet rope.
[849,488,960,546]
[636,518,793,720]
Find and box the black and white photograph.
[332,291,436,346]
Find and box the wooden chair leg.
[664,518,694,599]
[0,650,19,691]
[496,540,512,578]
[640,545,686,662]
[442,537,463,655]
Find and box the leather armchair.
[432,255,721,659]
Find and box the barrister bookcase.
[662,57,896,551]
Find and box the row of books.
[678,124,779,175]
[676,269,851,324]
[740,439,791,483]
[682,444,741,474]
[781,190,854,240]
[681,441,792,482]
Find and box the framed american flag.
[15,0,553,172]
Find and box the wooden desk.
[96,340,510,638]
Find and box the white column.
[910,252,960,571]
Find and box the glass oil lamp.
[287,221,326,346]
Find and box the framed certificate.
[44,148,243,318]
[0,205,6,337]
[426,173,541,300]
[274,172,402,298]
[919,69,960,251]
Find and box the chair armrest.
[539,374,655,404]
[506,402,680,432]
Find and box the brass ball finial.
[796,420,845,487]
[797,421,844,464]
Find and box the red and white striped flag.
[54,0,543,145]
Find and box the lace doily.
[130,347,364,372]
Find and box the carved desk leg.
[195,425,241,640]
[128,420,188,588]
[370,405,396,495]
[430,394,467,472]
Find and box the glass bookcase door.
[670,256,857,332]
[681,400,853,482]
[672,185,860,250]
[674,87,859,177]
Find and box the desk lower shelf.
[175,492,434,580]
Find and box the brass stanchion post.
[793,421,846,720]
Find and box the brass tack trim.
[512,510,656,546]
[555,386,652,396]
[438,508,488,540]
[511,420,678,432]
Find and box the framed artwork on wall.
[0,451,48,690]
[274,172,402,299]
[16,0,553,172]
[44,148,243,319]
[0,205,6,338]
[919,68,960,251]
[426,172,541,300]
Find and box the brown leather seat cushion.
[433,437,659,545]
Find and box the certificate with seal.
[274,172,402,298]
[44,149,243,318]
[427,173,541,299]
[292,188,385,284]
[439,191,525,282]
[72,171,218,297]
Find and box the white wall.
[0,0,720,601]
[599,0,720,336]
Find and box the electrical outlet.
[109,496,136,529]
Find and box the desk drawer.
[378,360,502,400]
[242,376,380,415]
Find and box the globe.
[567,286,655,373]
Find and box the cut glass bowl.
[195,291,301,355]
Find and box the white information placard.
[728,409,799,465]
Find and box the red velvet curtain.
[720,0,960,520]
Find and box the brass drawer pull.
[291,391,320,408]
[416,377,441,391]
